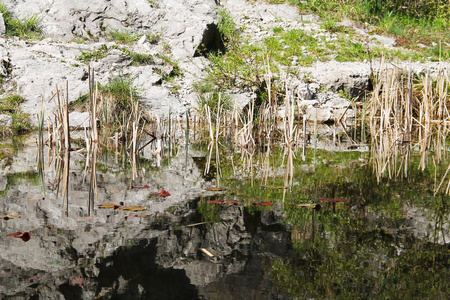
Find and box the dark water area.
[1,135,450,299]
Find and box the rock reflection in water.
[0,136,288,299]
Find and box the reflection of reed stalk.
[89,66,98,142]
[282,84,296,202]
[62,149,70,216]
[131,92,141,181]
[205,94,223,187]
[88,143,98,216]
[38,96,46,198]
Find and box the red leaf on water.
[151,189,171,197]
[132,185,150,189]
[318,197,332,202]
[159,189,171,197]
[7,232,23,238]
[332,198,347,202]
[26,274,41,282]
[252,202,274,206]
[7,231,30,242]
[69,276,83,287]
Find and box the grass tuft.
[0,4,43,39]
[109,28,140,44]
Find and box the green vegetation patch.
[77,45,154,66]
[108,28,141,44]
[286,0,450,58]
[0,4,43,39]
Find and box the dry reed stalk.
[282,83,296,202]
[49,84,70,151]
[368,60,450,186]
[369,62,412,182]
[204,94,224,186]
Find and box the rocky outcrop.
[1,0,448,126]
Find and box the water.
[0,134,449,299]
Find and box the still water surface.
[0,135,449,299]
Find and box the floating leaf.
[119,206,147,211]
[26,274,41,282]
[63,276,83,287]
[130,214,149,218]
[208,199,224,205]
[6,232,23,238]
[318,197,332,202]
[98,204,121,209]
[132,185,150,189]
[205,187,225,191]
[200,248,215,257]
[252,201,274,206]
[24,197,45,200]
[1,214,20,220]
[151,189,171,197]
[297,203,321,210]
[7,231,30,242]
[224,200,239,205]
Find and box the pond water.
[0,133,449,299]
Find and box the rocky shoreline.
[0,0,448,128]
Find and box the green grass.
[77,45,154,65]
[109,28,140,44]
[286,0,450,58]
[217,9,240,48]
[99,75,139,107]
[0,4,43,39]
